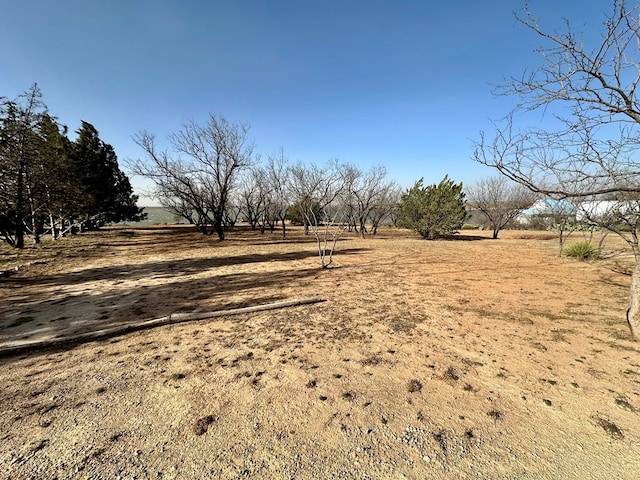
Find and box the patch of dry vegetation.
[0,226,639,479]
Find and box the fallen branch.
[0,297,325,357]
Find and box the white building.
[515,199,575,225]
[576,200,640,224]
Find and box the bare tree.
[130,115,254,240]
[304,193,350,269]
[264,151,292,239]
[577,195,640,252]
[339,163,360,233]
[369,181,401,234]
[289,159,345,235]
[349,165,395,238]
[466,176,538,239]
[288,159,349,268]
[473,0,640,338]
[253,168,278,235]
[528,197,582,256]
[237,168,264,230]
[237,153,291,236]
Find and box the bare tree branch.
[466,176,538,238]
[474,0,640,338]
[128,115,254,240]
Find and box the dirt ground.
[1,225,639,479]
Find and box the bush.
[564,241,600,260]
[287,202,322,226]
[398,176,467,239]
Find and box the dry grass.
[0,225,639,479]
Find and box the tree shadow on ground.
[439,234,492,241]
[0,243,371,359]
[0,266,326,360]
[5,247,370,288]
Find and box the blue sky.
[1,0,612,205]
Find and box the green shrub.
[398,176,467,239]
[564,241,600,260]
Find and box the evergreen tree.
[0,84,46,247]
[71,121,144,228]
[37,114,76,238]
[399,175,467,239]
[0,85,144,247]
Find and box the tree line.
[130,118,407,241]
[129,115,509,243]
[2,84,534,252]
[0,84,144,248]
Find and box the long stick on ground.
[0,297,325,357]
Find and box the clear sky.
[1,0,612,205]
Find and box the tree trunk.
[627,263,640,340]
[359,219,367,238]
[213,216,225,240]
[49,214,56,240]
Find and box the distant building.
[514,199,575,226]
[576,200,640,224]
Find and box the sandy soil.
[1,225,639,479]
